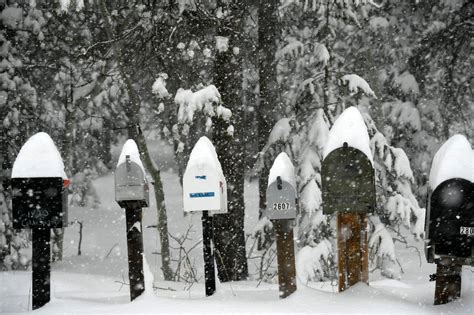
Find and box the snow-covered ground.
[1,169,473,313]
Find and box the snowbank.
[323,107,373,165]
[117,139,146,175]
[12,132,67,179]
[429,134,473,190]
[268,152,296,189]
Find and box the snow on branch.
[152,73,170,99]
[341,74,376,98]
[296,240,332,283]
[276,40,304,59]
[175,85,228,124]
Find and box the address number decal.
[460,227,474,236]
[273,202,291,211]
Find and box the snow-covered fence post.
[266,153,297,299]
[321,107,375,292]
[183,137,228,297]
[425,134,473,305]
[11,132,69,310]
[115,140,149,301]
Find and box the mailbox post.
[266,152,297,298]
[425,135,473,305]
[115,139,149,301]
[183,137,227,297]
[11,132,69,310]
[321,107,375,292]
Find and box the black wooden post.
[125,206,145,301]
[202,210,216,297]
[32,227,51,310]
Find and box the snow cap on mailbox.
[429,134,473,191]
[323,106,373,166]
[115,139,149,208]
[266,152,297,220]
[12,132,67,180]
[183,136,227,214]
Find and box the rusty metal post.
[434,260,462,305]
[274,219,297,298]
[337,212,369,292]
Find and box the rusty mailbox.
[425,178,473,264]
[322,144,375,214]
[115,155,149,209]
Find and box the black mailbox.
[12,177,68,229]
[322,144,375,214]
[425,178,473,264]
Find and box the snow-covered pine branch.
[340,74,377,99]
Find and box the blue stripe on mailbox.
[190,192,215,198]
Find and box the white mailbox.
[183,137,227,214]
[115,140,149,209]
[265,152,297,220]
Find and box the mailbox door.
[12,177,65,229]
[428,178,473,258]
[183,166,222,212]
[115,162,149,207]
[266,180,297,220]
[322,147,375,214]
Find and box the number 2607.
[273,203,290,211]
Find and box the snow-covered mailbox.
[321,107,373,292]
[11,132,69,310]
[266,152,297,299]
[183,136,227,297]
[115,140,149,209]
[321,107,375,214]
[11,132,69,229]
[425,134,473,305]
[266,152,297,220]
[425,135,473,265]
[183,137,227,214]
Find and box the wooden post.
[434,260,462,305]
[32,227,51,310]
[202,210,216,297]
[274,219,297,298]
[125,206,145,301]
[337,212,369,292]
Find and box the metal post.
[274,219,297,298]
[32,227,51,310]
[125,206,145,301]
[202,210,216,297]
[434,261,462,305]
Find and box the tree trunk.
[98,0,173,280]
[257,0,279,218]
[212,0,249,282]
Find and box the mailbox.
[183,137,227,214]
[183,163,227,214]
[115,155,149,209]
[12,177,68,229]
[322,144,375,215]
[425,178,473,264]
[266,176,297,220]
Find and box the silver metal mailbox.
[115,155,149,208]
[266,176,297,220]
